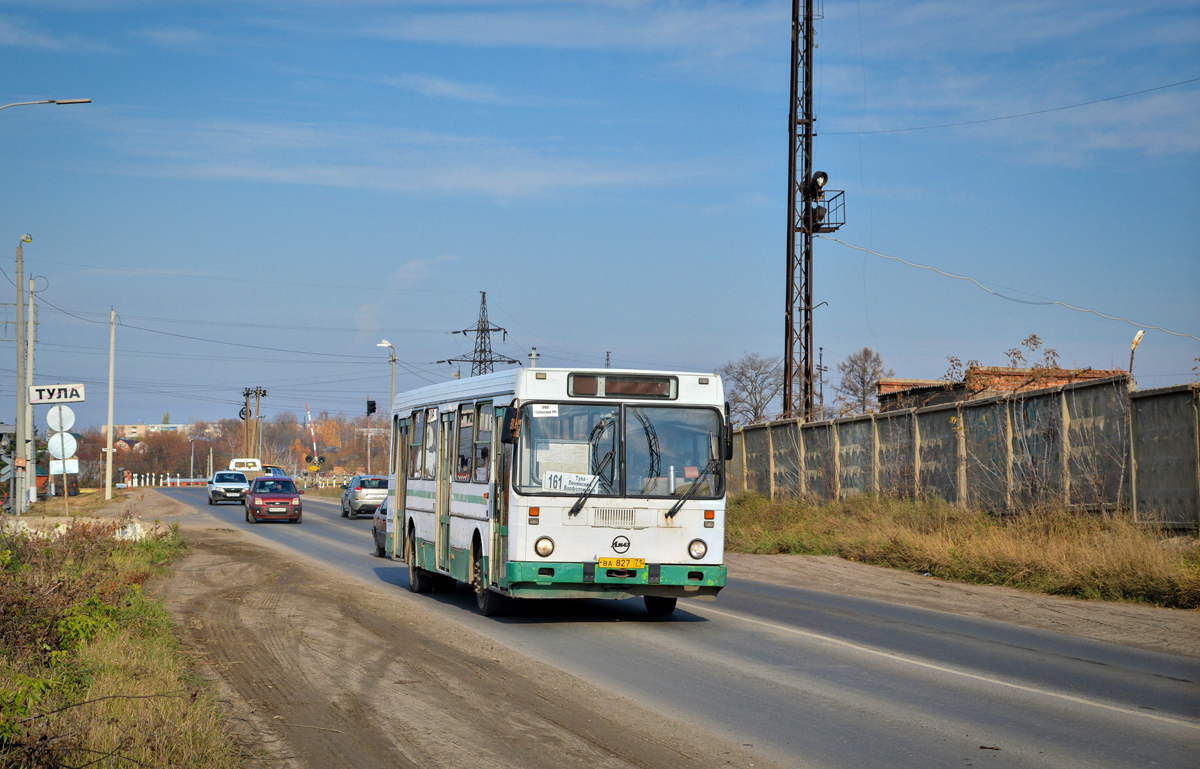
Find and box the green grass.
[726,494,1200,609]
[0,516,245,768]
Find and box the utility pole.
[105,309,115,500]
[605,351,611,369]
[529,347,539,368]
[242,389,252,456]
[783,0,843,420]
[241,387,266,456]
[817,346,827,420]
[439,291,520,375]
[14,235,28,513]
[25,278,35,506]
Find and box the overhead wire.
[826,76,1200,135]
[818,236,1200,342]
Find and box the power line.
[26,257,475,294]
[39,307,454,334]
[818,236,1200,342]
[827,75,1200,135]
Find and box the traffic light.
[806,170,828,199]
[367,399,376,416]
[305,455,314,463]
[318,456,326,464]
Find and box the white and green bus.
[383,368,731,616]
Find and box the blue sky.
[1,0,1197,428]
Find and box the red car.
[245,476,304,523]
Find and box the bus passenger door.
[436,411,454,572]
[491,411,509,588]
[392,418,409,559]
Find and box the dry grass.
[0,515,245,768]
[305,486,343,500]
[23,488,129,519]
[726,494,1200,609]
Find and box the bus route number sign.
[541,471,598,494]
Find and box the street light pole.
[3,97,90,513]
[189,438,195,480]
[377,340,397,472]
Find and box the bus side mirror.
[499,407,519,444]
[724,401,734,461]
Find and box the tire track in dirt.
[161,527,781,769]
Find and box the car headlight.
[688,539,707,560]
[534,537,555,558]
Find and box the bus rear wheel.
[644,596,677,616]
[473,547,509,617]
[407,531,434,594]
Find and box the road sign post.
[46,404,77,514]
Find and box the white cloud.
[92,115,690,198]
[383,73,508,104]
[386,255,458,289]
[0,15,110,52]
[136,25,219,51]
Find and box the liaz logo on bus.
[611,536,630,554]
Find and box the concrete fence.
[729,376,1199,528]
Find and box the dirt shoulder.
[160,526,781,769]
[726,552,1200,657]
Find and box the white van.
[228,458,264,476]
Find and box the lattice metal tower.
[783,0,843,419]
[440,291,520,376]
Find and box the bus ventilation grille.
[592,508,637,528]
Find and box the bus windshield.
[515,403,722,498]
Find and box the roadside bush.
[726,493,1200,609]
[0,516,241,768]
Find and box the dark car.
[371,496,390,558]
[341,475,388,519]
[245,476,304,524]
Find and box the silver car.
[341,475,388,519]
[208,471,249,505]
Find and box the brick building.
[878,366,1127,412]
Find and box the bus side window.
[456,404,474,482]
[423,407,438,480]
[474,402,493,484]
[408,410,423,479]
[394,417,409,478]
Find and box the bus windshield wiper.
[567,450,614,517]
[665,458,717,519]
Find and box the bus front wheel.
[644,596,677,616]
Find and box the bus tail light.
[688,539,707,560]
[529,507,540,525]
[535,537,554,557]
[704,510,715,528]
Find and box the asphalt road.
[160,488,1199,769]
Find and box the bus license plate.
[598,558,644,569]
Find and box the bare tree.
[716,352,783,425]
[834,347,893,415]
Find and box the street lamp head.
[20,234,31,244]
[377,339,392,348]
[1131,330,1145,351]
[52,99,91,105]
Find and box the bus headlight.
[535,537,555,558]
[688,539,707,560]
